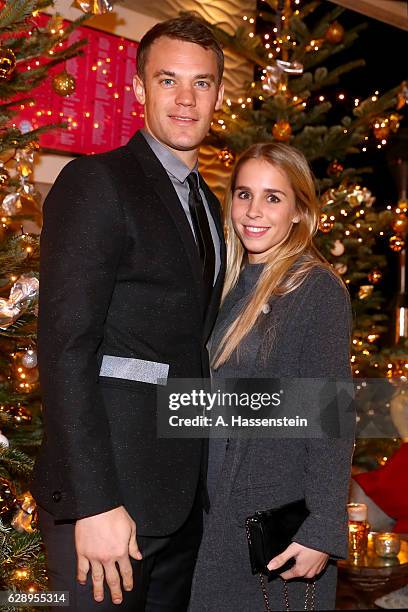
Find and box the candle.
[347,503,368,558]
[374,532,401,558]
[347,503,368,522]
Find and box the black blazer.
[30,131,226,536]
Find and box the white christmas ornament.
[21,349,37,369]
[330,240,345,256]
[0,431,10,447]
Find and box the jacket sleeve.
[292,270,355,559]
[36,157,126,519]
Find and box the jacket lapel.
[126,132,204,315]
[200,178,227,341]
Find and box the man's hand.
[75,505,142,605]
[267,542,329,580]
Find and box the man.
[31,15,226,611]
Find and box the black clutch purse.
[245,499,316,611]
[245,498,309,576]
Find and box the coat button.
[52,491,62,502]
[261,303,271,314]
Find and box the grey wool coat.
[189,263,355,611]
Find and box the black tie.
[187,173,215,310]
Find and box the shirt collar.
[141,129,199,183]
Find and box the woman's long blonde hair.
[212,142,334,370]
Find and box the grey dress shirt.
[141,129,221,284]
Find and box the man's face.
[133,37,224,155]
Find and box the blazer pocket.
[99,355,169,386]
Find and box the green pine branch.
[0,0,38,31]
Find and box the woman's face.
[231,158,299,263]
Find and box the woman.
[189,143,355,611]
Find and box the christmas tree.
[0,0,86,602]
[203,0,407,466]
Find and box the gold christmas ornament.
[0,47,16,80]
[368,269,382,284]
[392,213,408,234]
[358,285,374,300]
[389,235,405,252]
[52,70,76,96]
[318,213,334,233]
[325,21,344,44]
[73,0,114,15]
[327,160,344,177]
[217,148,235,167]
[11,492,37,534]
[330,239,345,256]
[272,120,292,142]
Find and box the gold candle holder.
[374,532,401,558]
[347,503,369,559]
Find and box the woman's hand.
[267,542,329,580]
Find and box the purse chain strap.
[245,518,315,611]
[259,573,315,612]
